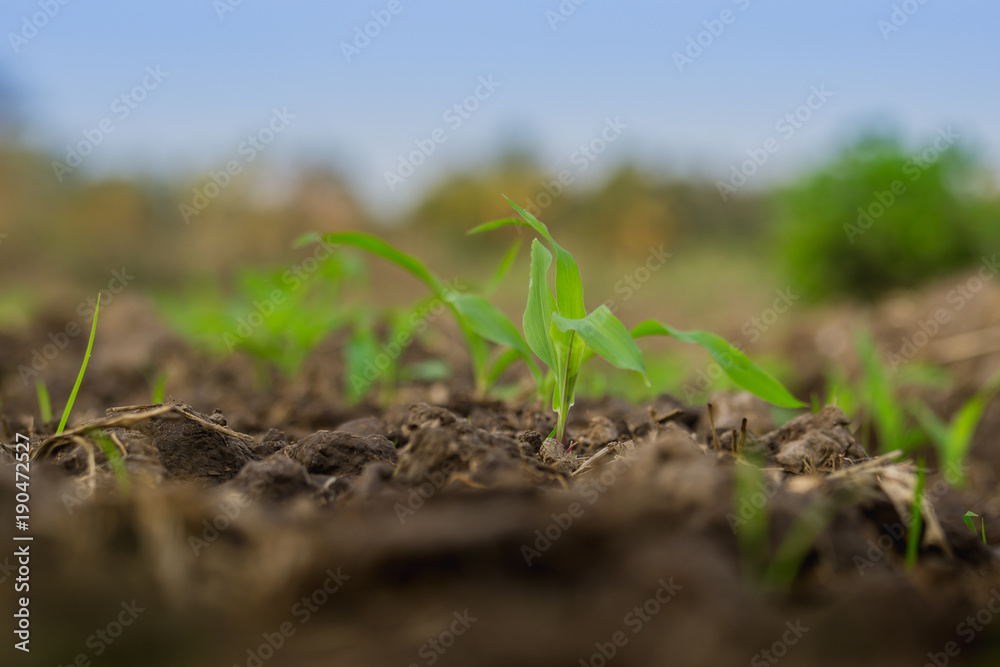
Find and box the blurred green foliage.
[773,133,1000,301]
[154,249,365,376]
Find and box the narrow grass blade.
[632,320,804,408]
[553,306,647,380]
[35,380,52,423]
[57,295,100,434]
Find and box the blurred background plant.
[772,133,1000,301]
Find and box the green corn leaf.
[486,348,524,386]
[321,232,451,299]
[964,511,979,534]
[468,217,532,236]
[473,200,586,320]
[552,306,647,381]
[344,321,379,404]
[524,239,559,370]
[451,293,541,382]
[451,294,529,355]
[503,197,586,320]
[632,320,804,408]
[292,231,321,248]
[319,231,496,390]
[484,238,522,296]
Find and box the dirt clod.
[285,430,398,478]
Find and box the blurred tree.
[773,132,999,301]
[407,150,547,242]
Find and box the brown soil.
[3,289,1000,667]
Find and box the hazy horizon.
[3,0,998,213]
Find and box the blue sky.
[2,0,998,211]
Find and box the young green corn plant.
[343,300,443,405]
[910,372,1000,487]
[300,231,541,395]
[473,198,804,442]
[826,329,951,454]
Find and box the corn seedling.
[302,230,541,396]
[826,329,951,454]
[910,373,1000,487]
[343,300,441,405]
[56,295,100,434]
[312,198,801,442]
[155,252,362,379]
[964,511,987,545]
[474,198,803,442]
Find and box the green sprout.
[150,371,168,404]
[35,379,52,423]
[964,511,986,545]
[474,198,803,442]
[56,294,100,434]
[731,458,771,584]
[828,330,998,487]
[311,197,802,443]
[763,494,838,591]
[155,251,362,381]
[93,430,130,494]
[910,374,1000,487]
[905,458,926,570]
[342,300,446,405]
[302,231,541,396]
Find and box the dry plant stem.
[707,403,721,451]
[738,418,748,456]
